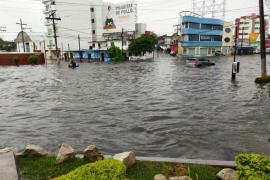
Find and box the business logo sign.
[103,0,137,33]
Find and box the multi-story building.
[178,15,224,58]
[89,0,138,51]
[235,13,269,52]
[42,0,92,58]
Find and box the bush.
[27,54,38,65]
[53,159,126,180]
[108,45,124,62]
[12,56,20,66]
[236,153,270,180]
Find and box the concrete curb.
[16,153,236,168]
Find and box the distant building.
[14,31,45,53]
[178,15,224,57]
[235,13,269,52]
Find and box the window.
[90,8,94,12]
[201,24,212,30]
[213,25,223,30]
[213,35,222,41]
[92,30,95,34]
[98,43,101,48]
[189,35,199,41]
[183,48,187,55]
[51,1,55,5]
[92,43,96,48]
[200,35,212,41]
[91,19,95,23]
[189,23,200,29]
[225,28,231,33]
[224,37,231,43]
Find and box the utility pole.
[259,0,267,77]
[232,24,238,81]
[16,19,29,52]
[121,28,124,55]
[46,11,61,64]
[43,41,47,65]
[78,34,82,61]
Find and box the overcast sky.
[0,0,260,40]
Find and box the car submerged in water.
[186,57,215,68]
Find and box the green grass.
[17,157,223,180]
[17,156,88,180]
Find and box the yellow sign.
[249,33,259,42]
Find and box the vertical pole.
[121,28,124,55]
[51,12,59,64]
[20,19,26,53]
[241,27,244,48]
[43,40,47,65]
[232,24,238,81]
[78,34,81,61]
[259,0,267,77]
[61,42,64,60]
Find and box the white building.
[15,31,45,53]
[42,0,92,57]
[236,13,269,50]
[89,0,139,51]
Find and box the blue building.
[179,15,224,58]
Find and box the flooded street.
[0,54,270,160]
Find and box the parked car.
[186,57,215,68]
[214,50,225,56]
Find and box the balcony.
[181,28,223,36]
[182,41,222,47]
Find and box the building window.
[92,43,96,48]
[90,8,94,12]
[224,37,231,43]
[189,35,199,41]
[183,48,187,55]
[200,35,211,41]
[189,22,200,29]
[213,25,223,30]
[201,24,212,30]
[98,43,101,48]
[225,28,231,33]
[92,30,95,34]
[91,19,95,23]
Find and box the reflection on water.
[0,54,270,160]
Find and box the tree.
[0,37,16,52]
[128,35,157,55]
[108,45,124,62]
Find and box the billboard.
[103,0,137,33]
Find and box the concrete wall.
[0,53,45,66]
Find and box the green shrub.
[53,159,126,180]
[12,56,20,66]
[27,54,38,65]
[236,153,270,180]
[108,45,124,62]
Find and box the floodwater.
[0,54,270,160]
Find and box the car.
[214,50,225,56]
[186,57,215,68]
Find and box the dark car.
[186,57,215,68]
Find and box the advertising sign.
[103,0,137,33]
